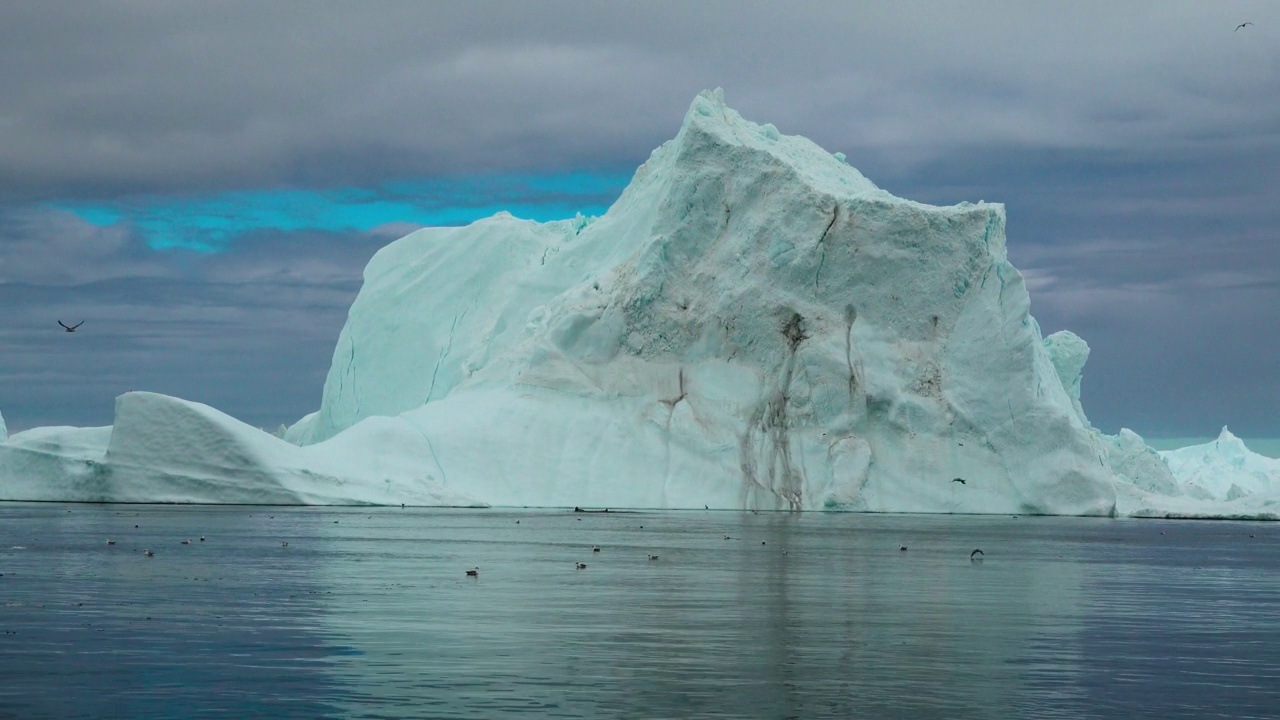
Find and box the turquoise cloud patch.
[54,172,632,251]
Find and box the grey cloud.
[1,1,1276,199]
[0,214,380,433]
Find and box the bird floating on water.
[143,549,154,557]
[105,540,116,545]
[648,554,659,560]
[576,562,587,569]
[465,567,479,577]
[58,320,84,333]
[592,546,601,552]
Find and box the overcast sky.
[1,1,1276,440]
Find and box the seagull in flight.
[1235,22,1253,31]
[58,320,84,333]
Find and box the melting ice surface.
[0,90,1277,518]
[1,505,1279,719]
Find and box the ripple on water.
[0,505,1277,719]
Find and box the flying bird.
[58,321,84,332]
[1235,22,1252,31]
[952,477,966,485]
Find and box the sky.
[1,1,1276,439]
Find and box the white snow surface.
[0,393,476,506]
[0,90,1271,517]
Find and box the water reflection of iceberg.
[314,511,1092,718]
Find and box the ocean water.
[1,505,1277,720]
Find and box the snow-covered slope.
[0,90,1269,516]
[0,392,475,506]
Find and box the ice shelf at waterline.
[1,90,1275,517]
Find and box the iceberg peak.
[672,88,883,200]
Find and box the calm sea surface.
[0,504,1277,719]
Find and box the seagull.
[180,539,191,545]
[105,540,116,545]
[576,562,587,569]
[952,478,966,485]
[281,541,288,547]
[648,554,659,560]
[465,567,479,577]
[592,546,601,552]
[58,320,84,333]
[970,549,984,562]
[143,549,154,557]
[1235,22,1253,31]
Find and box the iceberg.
[1160,428,1280,503]
[0,90,1270,516]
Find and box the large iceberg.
[0,90,1273,516]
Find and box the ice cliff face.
[285,89,1118,514]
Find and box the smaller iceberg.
[1161,427,1280,502]
[1113,428,1280,520]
